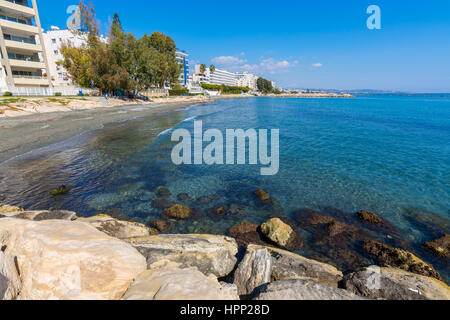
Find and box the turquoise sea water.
[0,96,449,280]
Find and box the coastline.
[0,95,215,163]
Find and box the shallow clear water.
[0,96,449,279]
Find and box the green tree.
[200,64,206,74]
[257,77,273,93]
[209,64,216,74]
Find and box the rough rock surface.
[0,210,76,221]
[233,247,272,296]
[248,245,343,288]
[294,209,335,226]
[423,234,450,259]
[0,205,24,214]
[255,190,271,202]
[122,261,239,300]
[260,218,302,250]
[127,234,238,277]
[77,214,158,239]
[326,221,355,237]
[356,210,384,225]
[253,279,364,300]
[364,239,442,280]
[0,218,147,300]
[163,204,192,220]
[228,221,266,247]
[0,251,21,300]
[343,266,450,300]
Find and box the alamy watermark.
[170,121,279,176]
[367,5,382,30]
[66,5,81,30]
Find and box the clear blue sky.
[37,0,450,92]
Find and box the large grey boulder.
[249,245,343,288]
[77,214,158,240]
[0,218,146,300]
[127,234,238,278]
[0,251,21,300]
[1,210,76,221]
[342,266,450,300]
[122,261,239,300]
[233,247,272,296]
[253,279,364,300]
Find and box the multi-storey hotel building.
[0,0,51,91]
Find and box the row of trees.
[200,83,250,94]
[199,64,216,75]
[59,1,181,94]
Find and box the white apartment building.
[210,68,237,86]
[236,72,258,90]
[43,26,107,87]
[0,0,52,92]
[193,64,238,86]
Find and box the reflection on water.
[0,97,449,281]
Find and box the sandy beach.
[0,95,214,163]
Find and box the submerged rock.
[195,194,221,206]
[363,239,442,280]
[150,220,172,233]
[50,186,71,196]
[163,204,192,220]
[122,261,239,300]
[77,214,158,239]
[0,205,24,214]
[0,218,146,300]
[177,193,191,202]
[356,210,384,225]
[255,189,271,202]
[260,218,302,250]
[343,266,450,300]
[126,234,238,278]
[233,247,272,296]
[228,221,266,247]
[423,234,450,259]
[294,209,335,226]
[156,187,171,198]
[326,221,356,237]
[253,279,363,300]
[249,245,343,288]
[228,204,247,216]
[151,198,173,209]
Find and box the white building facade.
[0,0,52,93]
[43,26,106,87]
[236,72,258,90]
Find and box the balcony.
[0,17,38,34]
[13,75,49,86]
[0,0,35,17]
[9,58,45,69]
[4,39,42,52]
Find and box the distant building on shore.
[0,0,52,93]
[176,51,189,88]
[192,64,259,88]
[236,72,258,90]
[43,26,107,87]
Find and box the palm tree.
[209,64,216,74]
[200,64,206,75]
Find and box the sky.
[37,0,450,92]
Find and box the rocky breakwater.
[0,207,449,300]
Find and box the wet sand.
[0,98,213,163]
